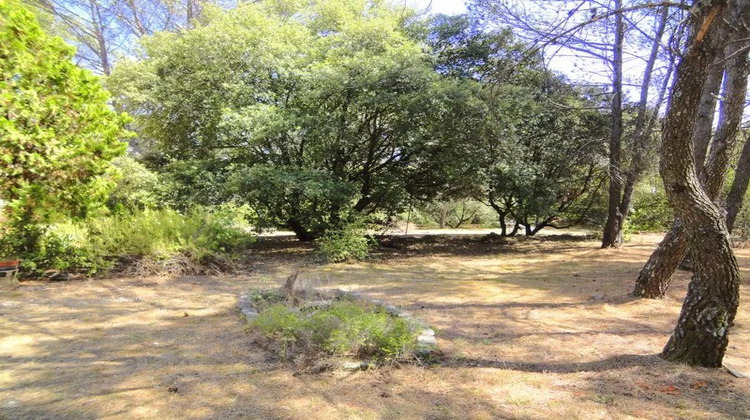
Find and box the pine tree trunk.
[287,219,316,242]
[692,66,723,173]
[601,0,625,248]
[634,2,748,298]
[632,220,688,298]
[726,131,750,232]
[657,0,741,367]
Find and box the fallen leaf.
[690,381,708,390]
[635,382,652,390]
[659,385,680,395]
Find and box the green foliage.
[0,0,129,219]
[730,201,750,243]
[424,14,608,236]
[419,199,496,228]
[0,0,130,259]
[230,166,357,240]
[109,0,479,240]
[483,79,609,235]
[107,156,162,211]
[316,220,374,262]
[1,206,255,275]
[625,182,673,233]
[157,158,234,211]
[253,301,417,361]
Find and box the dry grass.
[0,233,748,420]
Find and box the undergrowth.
[252,300,418,363]
[1,206,255,276]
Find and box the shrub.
[1,1,129,256]
[316,222,374,263]
[107,157,163,211]
[626,183,673,233]
[1,205,256,276]
[252,301,418,362]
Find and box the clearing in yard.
[0,233,748,419]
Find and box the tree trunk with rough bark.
[726,131,750,232]
[601,0,626,248]
[658,0,740,367]
[692,66,724,174]
[616,7,670,243]
[633,219,688,297]
[633,2,749,298]
[287,219,316,242]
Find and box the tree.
[0,0,129,253]
[471,0,685,246]
[24,0,199,74]
[632,3,749,298]
[482,79,609,236]
[656,0,744,366]
[426,13,609,236]
[726,130,750,232]
[110,0,480,240]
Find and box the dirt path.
[1,234,748,419]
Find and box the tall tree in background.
[109,1,486,241]
[471,0,685,247]
[426,14,609,236]
[726,130,750,232]
[657,0,744,366]
[23,0,202,74]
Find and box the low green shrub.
[253,301,418,362]
[626,184,673,233]
[0,205,256,276]
[316,222,374,262]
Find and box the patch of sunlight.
[0,335,49,356]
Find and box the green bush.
[107,156,163,211]
[626,183,673,233]
[253,301,418,361]
[1,205,256,276]
[316,222,374,263]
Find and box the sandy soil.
[0,233,748,419]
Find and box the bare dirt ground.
[0,233,748,420]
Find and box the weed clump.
[316,221,374,263]
[251,298,418,363]
[1,206,255,277]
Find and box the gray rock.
[341,361,367,371]
[238,294,259,319]
[416,329,437,348]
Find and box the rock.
[46,271,70,281]
[724,363,747,378]
[341,361,367,371]
[416,329,437,348]
[237,294,259,319]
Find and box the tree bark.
[692,65,724,174]
[633,219,688,297]
[287,219,316,242]
[616,7,670,238]
[658,0,740,367]
[726,131,750,232]
[601,0,626,248]
[633,2,748,298]
[702,48,750,198]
